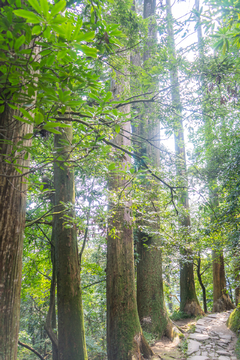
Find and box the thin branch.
[82,278,106,289]
[18,341,45,360]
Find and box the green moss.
[235,337,240,360]
[227,306,240,360]
[227,305,240,333]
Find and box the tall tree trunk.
[132,0,174,338]
[54,126,87,360]
[107,61,153,360]
[194,0,234,313]
[0,106,32,360]
[212,250,234,312]
[166,0,203,316]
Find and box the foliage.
[170,310,192,321]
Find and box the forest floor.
[151,311,238,360]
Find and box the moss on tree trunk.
[131,0,174,338]
[137,235,174,338]
[212,250,234,312]
[107,68,153,360]
[180,250,203,315]
[54,127,87,360]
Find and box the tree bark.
[107,62,153,360]
[166,0,203,316]
[212,250,234,312]
[133,0,174,338]
[0,105,32,360]
[54,127,87,360]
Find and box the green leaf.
[46,54,55,65]
[40,48,52,56]
[51,0,66,17]
[65,100,84,107]
[14,115,32,125]
[8,104,18,110]
[75,31,95,42]
[51,14,65,24]
[104,91,112,102]
[108,163,115,170]
[23,133,33,139]
[42,127,61,134]
[14,10,42,24]
[78,45,97,58]
[43,122,70,128]
[14,35,25,51]
[24,152,29,160]
[0,105,5,113]
[34,112,44,125]
[7,30,13,39]
[32,25,42,35]
[39,0,49,18]
[115,124,120,133]
[65,21,73,41]
[28,0,41,14]
[19,108,34,122]
[71,19,83,41]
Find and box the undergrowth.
[170,310,192,321]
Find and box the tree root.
[212,294,235,312]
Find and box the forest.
[0,0,240,358]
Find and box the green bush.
[170,310,192,321]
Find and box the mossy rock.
[227,304,240,333]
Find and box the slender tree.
[54,126,87,360]
[166,0,203,316]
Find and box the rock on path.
[187,311,237,360]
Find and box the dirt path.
[151,311,238,360]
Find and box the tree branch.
[18,341,45,360]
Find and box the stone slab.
[217,350,231,356]
[188,356,209,360]
[187,339,201,355]
[221,335,232,340]
[189,334,210,341]
[196,320,207,326]
[206,314,219,318]
[218,357,231,360]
